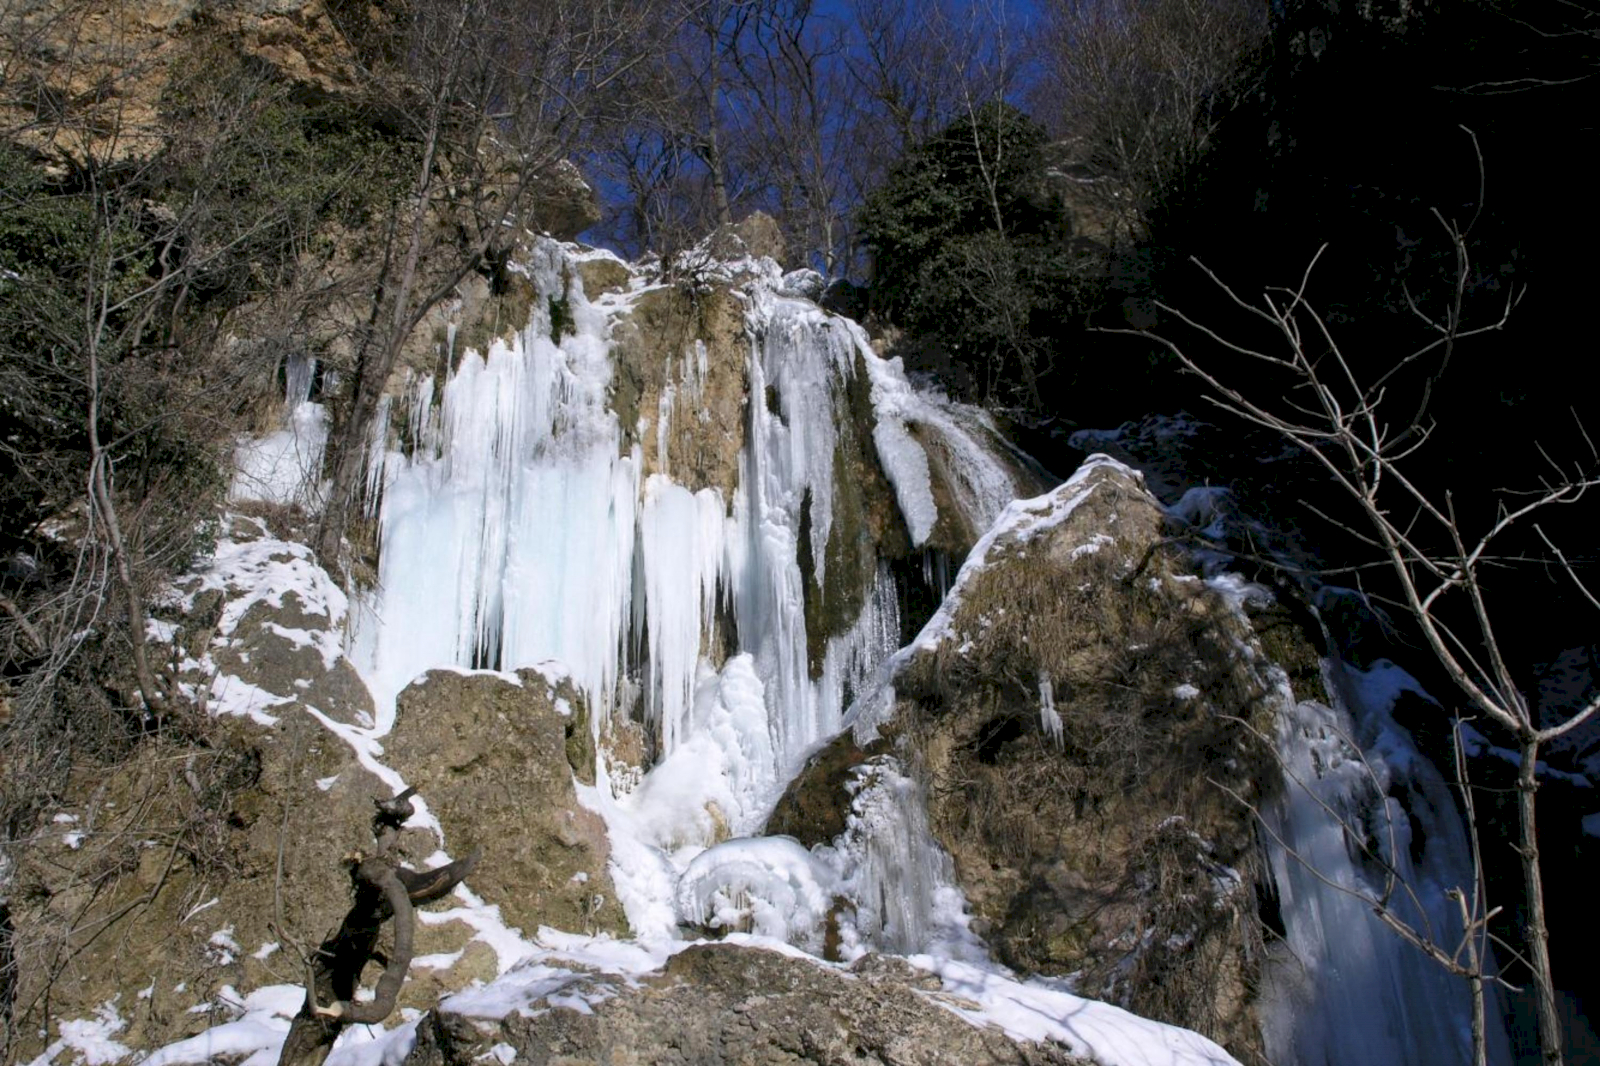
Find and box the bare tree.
[314,0,668,565]
[1031,0,1265,243]
[1119,215,1596,1064]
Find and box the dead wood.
[276,788,481,1066]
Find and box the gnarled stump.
[278,789,480,1066]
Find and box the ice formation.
[126,236,1500,1066]
[1259,661,1515,1066]
[230,354,327,508]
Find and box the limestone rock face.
[388,668,625,938]
[704,211,789,266]
[405,944,1090,1066]
[2,0,361,165]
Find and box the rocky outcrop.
[704,211,789,266]
[1,699,393,1059]
[609,283,751,502]
[2,0,362,166]
[0,517,498,1059]
[406,944,1089,1066]
[782,458,1317,1064]
[388,668,625,939]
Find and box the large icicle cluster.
[111,237,1262,1066]
[346,239,1013,955]
[349,243,640,729]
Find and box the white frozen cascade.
[1258,658,1516,1066]
[139,238,1257,1066]
[230,352,327,508]
[348,239,1015,948]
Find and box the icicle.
[1038,670,1063,745]
[285,353,316,407]
[228,352,328,507]
[856,341,1020,546]
[638,475,728,752]
[816,756,984,962]
[352,240,639,722]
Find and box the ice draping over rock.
[847,453,1129,741]
[111,238,1251,1066]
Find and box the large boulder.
[784,457,1317,1064]
[388,668,625,939]
[406,944,1089,1066]
[527,160,602,241]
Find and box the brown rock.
[574,254,634,300]
[405,943,1091,1066]
[527,160,601,241]
[387,669,626,939]
[879,458,1312,1063]
[609,284,750,502]
[764,731,887,848]
[705,211,788,266]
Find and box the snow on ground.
[912,955,1239,1066]
[27,1001,132,1066]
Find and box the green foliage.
[858,103,1088,405]
[548,294,575,340]
[0,147,154,539]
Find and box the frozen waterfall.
[1259,657,1515,1066]
[345,240,1012,957]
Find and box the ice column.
[351,242,639,721]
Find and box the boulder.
[388,668,626,939]
[405,944,1089,1066]
[784,457,1318,1064]
[527,160,602,241]
[705,211,788,266]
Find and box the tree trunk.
[1517,732,1563,1065]
[85,331,167,715]
[277,835,479,1066]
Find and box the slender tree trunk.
[85,325,166,714]
[1517,732,1564,1065]
[701,132,733,227]
[315,44,457,566]
[89,461,166,714]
